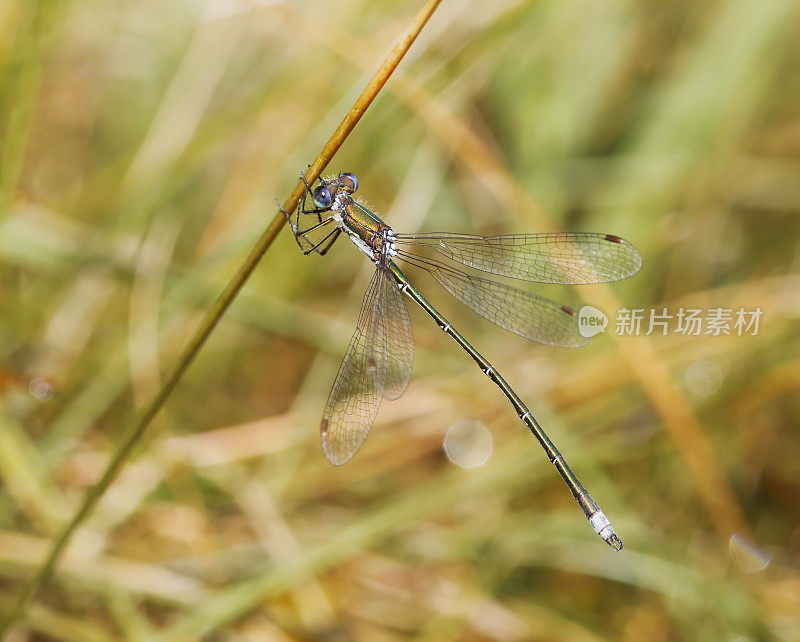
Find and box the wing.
[397,252,587,348]
[320,267,414,466]
[321,271,382,466]
[370,267,414,400]
[393,232,642,284]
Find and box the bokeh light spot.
[443,420,493,468]
[686,360,723,396]
[29,377,53,400]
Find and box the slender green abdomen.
[385,261,621,549]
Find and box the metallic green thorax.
[340,200,391,260]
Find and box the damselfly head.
[311,172,357,208]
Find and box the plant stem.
[0,0,443,636]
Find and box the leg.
[295,215,335,237]
[277,195,332,235]
[280,207,337,255]
[278,171,337,254]
[315,228,341,256]
[298,173,330,218]
[299,226,341,256]
[277,173,330,235]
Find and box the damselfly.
[282,171,641,550]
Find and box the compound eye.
[339,172,358,193]
[313,185,332,208]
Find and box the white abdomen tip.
[589,511,623,551]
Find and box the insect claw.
[276,196,295,229]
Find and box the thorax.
[334,197,396,262]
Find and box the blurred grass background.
[1,0,800,639]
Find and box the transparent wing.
[397,251,587,348]
[321,271,383,466]
[321,267,414,466]
[394,232,642,284]
[370,267,414,400]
